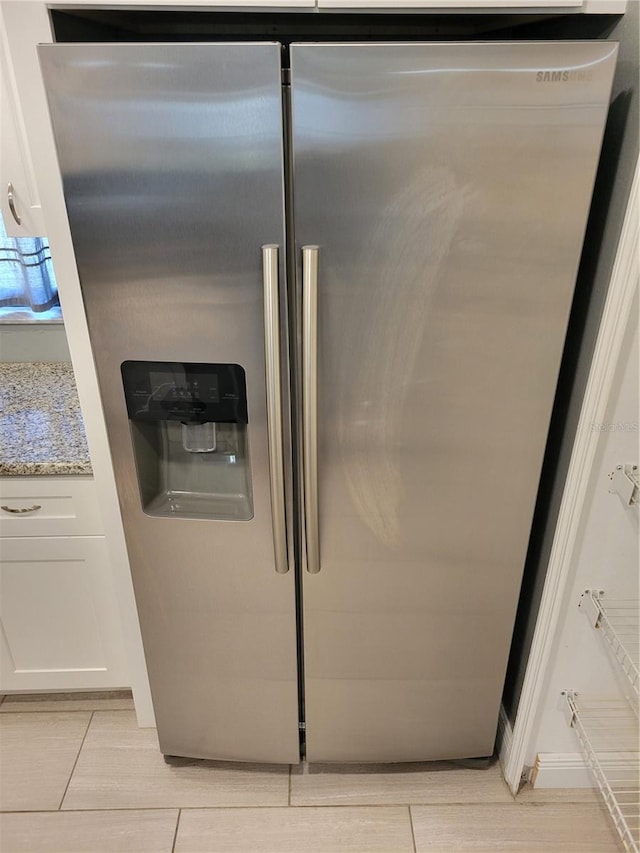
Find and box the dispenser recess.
[121,361,252,521]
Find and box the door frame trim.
[500,156,639,794]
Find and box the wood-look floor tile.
[0,692,134,713]
[0,809,178,852]
[411,803,620,851]
[516,784,602,804]
[175,806,414,852]
[291,761,512,806]
[0,712,91,812]
[62,712,289,810]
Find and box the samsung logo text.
[536,69,593,82]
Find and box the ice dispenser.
[121,361,252,520]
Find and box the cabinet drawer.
[0,477,103,537]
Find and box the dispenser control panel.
[121,361,248,424]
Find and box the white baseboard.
[531,753,595,789]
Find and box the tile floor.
[0,692,621,852]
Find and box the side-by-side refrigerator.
[39,39,617,764]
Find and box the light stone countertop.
[0,362,92,476]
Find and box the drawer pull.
[1,504,42,514]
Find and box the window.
[0,212,61,322]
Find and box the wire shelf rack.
[580,590,640,700]
[565,693,639,852]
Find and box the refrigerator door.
[39,43,300,763]
[291,42,617,762]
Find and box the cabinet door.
[317,0,584,7]
[0,5,50,236]
[0,536,129,691]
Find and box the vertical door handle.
[302,245,320,574]
[262,245,289,574]
[7,183,21,225]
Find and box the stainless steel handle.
[302,245,320,574]
[262,244,289,575]
[1,504,41,514]
[7,183,21,225]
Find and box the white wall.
[526,287,638,766]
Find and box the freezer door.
[290,41,617,762]
[39,43,300,763]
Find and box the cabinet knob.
[7,182,22,225]
[1,504,41,514]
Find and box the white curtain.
[0,214,59,315]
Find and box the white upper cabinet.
[0,0,625,8]
[1,47,44,236]
[317,0,624,9]
[1,0,314,5]
[320,0,576,5]
[0,3,51,236]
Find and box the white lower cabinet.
[0,478,130,692]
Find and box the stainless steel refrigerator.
[39,39,617,764]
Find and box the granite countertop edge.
[0,362,93,477]
[0,461,93,477]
